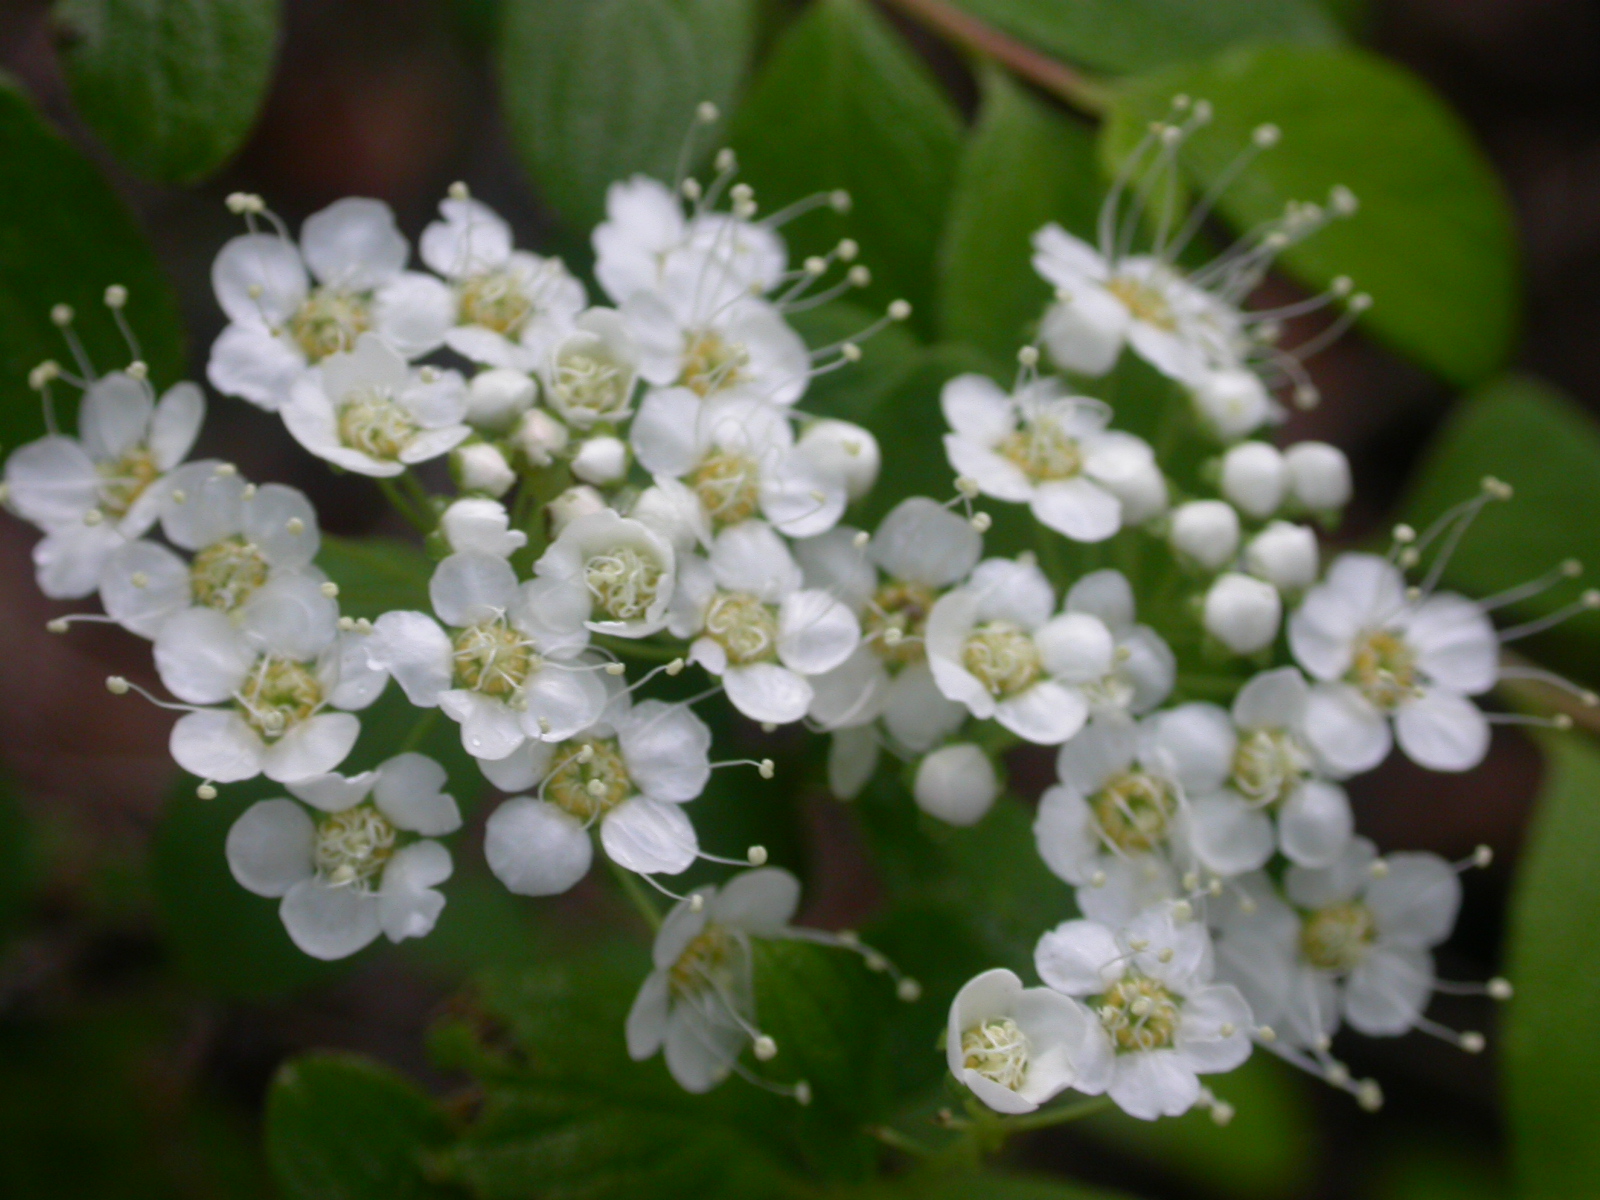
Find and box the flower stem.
[876,0,1113,117]
[609,859,663,931]
[867,1123,934,1158]
[400,708,441,754]
[999,1094,1112,1132]
[377,476,431,533]
[400,469,439,531]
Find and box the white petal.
[261,712,361,782]
[286,769,376,812]
[968,558,1056,629]
[664,1004,743,1094]
[709,521,801,600]
[329,630,389,711]
[373,752,461,834]
[154,607,253,703]
[1031,224,1109,285]
[99,539,189,638]
[1343,945,1433,1036]
[1304,683,1392,775]
[148,382,205,468]
[519,665,608,743]
[807,647,890,730]
[238,573,339,661]
[995,681,1088,745]
[378,841,452,942]
[1284,837,1377,909]
[1277,780,1353,869]
[1108,1050,1201,1120]
[711,867,800,934]
[485,797,593,895]
[207,324,305,410]
[441,690,526,760]
[478,739,554,793]
[1144,704,1234,794]
[1039,287,1128,376]
[212,233,307,328]
[1404,593,1497,695]
[373,272,456,357]
[940,373,1016,443]
[723,663,812,724]
[871,496,981,587]
[1175,984,1254,1073]
[630,387,704,475]
[1055,717,1138,793]
[1395,689,1489,772]
[1188,792,1274,876]
[1030,477,1122,543]
[828,725,880,800]
[1033,786,1101,886]
[1035,918,1122,995]
[420,197,513,278]
[883,661,966,751]
[944,435,1032,502]
[33,522,125,599]
[1035,613,1114,683]
[4,435,99,526]
[1232,666,1309,732]
[1366,852,1460,948]
[1066,569,1135,631]
[626,971,672,1060]
[617,701,712,802]
[279,878,381,960]
[601,797,697,875]
[300,197,407,289]
[430,552,519,626]
[226,798,315,897]
[170,709,264,782]
[777,589,859,675]
[366,611,452,706]
[160,464,245,549]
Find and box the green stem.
[400,469,439,532]
[998,1094,1112,1132]
[377,477,430,532]
[592,633,690,664]
[1033,523,1070,592]
[867,1124,933,1158]
[400,709,441,754]
[609,858,663,931]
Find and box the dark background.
[0,1,1593,1195]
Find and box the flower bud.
[465,368,536,431]
[1220,441,1287,519]
[1191,368,1275,442]
[511,407,569,467]
[797,419,880,501]
[1108,457,1169,524]
[440,497,527,558]
[1244,521,1319,591]
[1285,441,1352,511]
[452,442,515,497]
[1204,572,1282,654]
[570,435,629,485]
[548,484,608,535]
[1169,500,1240,570]
[913,744,999,827]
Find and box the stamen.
[1497,591,1600,642]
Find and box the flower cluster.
[3,100,1585,1117]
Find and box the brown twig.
[876,0,1113,116]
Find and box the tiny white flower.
[420,196,587,370]
[571,435,630,485]
[207,197,454,410]
[365,551,604,760]
[4,372,204,598]
[1204,573,1282,655]
[154,574,386,784]
[1245,521,1320,592]
[483,689,712,893]
[1284,441,1352,512]
[941,374,1163,544]
[948,967,1103,1114]
[1220,441,1287,520]
[625,867,801,1093]
[1191,367,1281,443]
[438,497,528,558]
[463,367,536,431]
[914,743,999,826]
[1289,554,1497,773]
[1064,569,1177,717]
[282,334,471,477]
[535,510,676,639]
[1170,500,1241,571]
[1035,907,1253,1121]
[540,308,640,429]
[453,441,516,497]
[668,522,859,725]
[225,752,460,960]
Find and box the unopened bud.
[1221,441,1287,519]
[1204,573,1282,655]
[913,744,998,827]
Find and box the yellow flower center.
[458,269,534,336]
[962,621,1041,697]
[691,451,762,527]
[236,656,322,740]
[961,1017,1030,1090]
[314,804,397,888]
[452,618,538,698]
[668,923,743,1000]
[336,387,417,461]
[1348,629,1420,711]
[704,591,779,665]
[1107,273,1177,331]
[996,417,1084,483]
[864,581,937,668]
[1095,974,1180,1052]
[584,545,667,623]
[190,537,270,611]
[96,446,160,517]
[1232,728,1311,807]
[288,288,371,361]
[680,329,748,396]
[1300,901,1376,971]
[546,737,632,821]
[1089,770,1177,854]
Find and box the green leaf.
[938,68,1102,363]
[53,0,280,183]
[497,0,757,231]
[1105,45,1517,385]
[950,0,1340,75]
[730,0,962,335]
[788,300,924,426]
[1506,732,1600,1199]
[0,77,185,454]
[882,1169,1136,1200]
[265,1054,450,1200]
[318,534,434,621]
[1393,375,1600,685]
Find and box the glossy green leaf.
[318,534,434,621]
[1506,732,1600,1199]
[938,68,1102,363]
[730,0,962,335]
[1105,45,1517,385]
[0,77,184,455]
[266,1054,450,1200]
[950,0,1340,75]
[497,0,757,231]
[1394,375,1600,685]
[53,0,280,183]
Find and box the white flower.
[1289,554,1497,773]
[154,574,386,784]
[1245,521,1319,592]
[482,690,712,893]
[207,197,454,410]
[535,511,676,639]
[632,389,846,538]
[463,367,536,431]
[225,752,460,960]
[1213,839,1461,1046]
[101,465,321,638]
[948,967,1103,1114]
[796,419,880,502]
[1063,570,1176,717]
[540,308,640,429]
[1220,441,1286,520]
[915,743,999,826]
[453,442,516,497]
[1191,367,1281,443]
[4,372,203,599]
[626,867,800,1093]
[1284,441,1352,512]
[668,522,859,725]
[438,497,527,558]
[571,435,629,485]
[1035,907,1253,1120]
[1169,500,1240,571]
[420,196,587,370]
[1204,573,1282,655]
[926,557,1111,745]
[365,551,605,761]
[283,334,470,478]
[941,374,1163,543]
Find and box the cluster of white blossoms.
[4,101,1589,1117]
